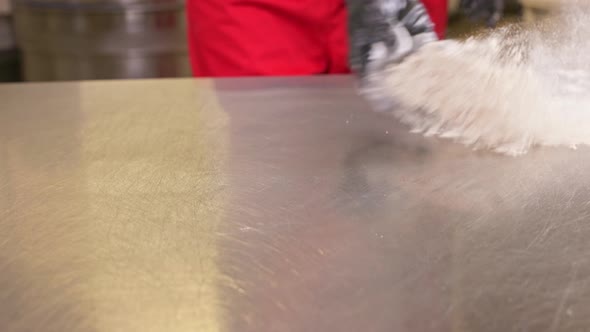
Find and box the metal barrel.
[0,15,20,82]
[12,0,190,81]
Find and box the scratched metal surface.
[1,76,590,332]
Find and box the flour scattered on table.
[364,6,590,156]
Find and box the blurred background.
[0,0,556,83]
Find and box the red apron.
[187,0,448,77]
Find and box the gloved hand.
[460,0,505,28]
[346,0,438,81]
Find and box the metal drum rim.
[12,0,184,11]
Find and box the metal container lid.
[12,0,183,11]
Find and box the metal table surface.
[2,76,590,332]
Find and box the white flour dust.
[365,6,590,156]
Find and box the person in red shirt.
[186,0,502,78]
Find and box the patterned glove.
[346,0,438,80]
[460,0,505,28]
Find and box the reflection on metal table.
[1,76,590,332]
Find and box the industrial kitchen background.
[0,0,555,83]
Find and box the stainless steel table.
[1,76,590,332]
